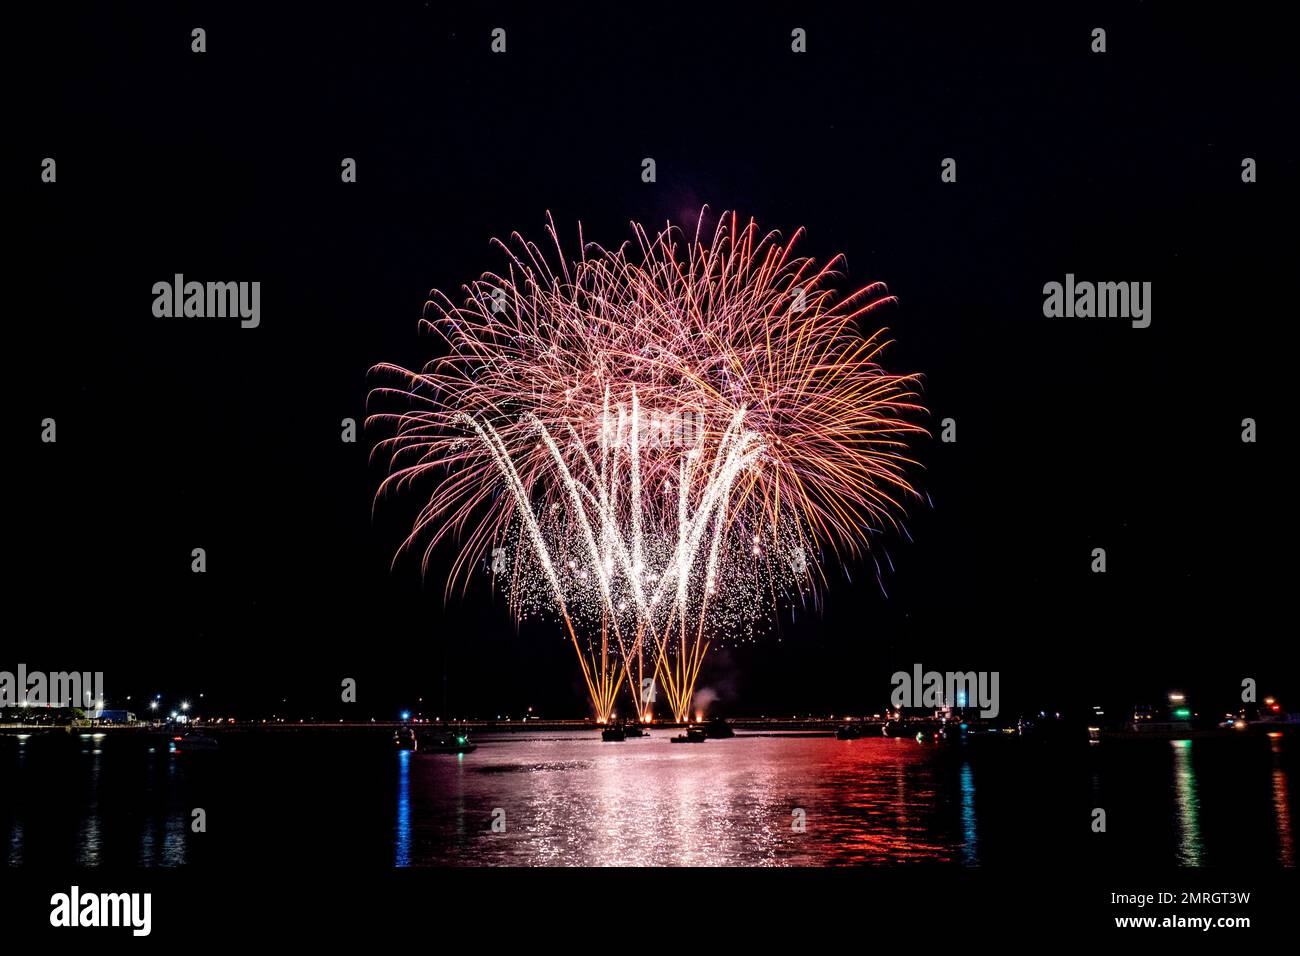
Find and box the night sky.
[15,3,1290,721]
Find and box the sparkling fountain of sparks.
[369,210,928,722]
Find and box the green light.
[457,736,466,745]
[1173,708,1191,719]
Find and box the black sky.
[14,3,1291,720]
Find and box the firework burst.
[368,210,927,722]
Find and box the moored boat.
[703,717,735,739]
[417,730,477,754]
[172,732,219,752]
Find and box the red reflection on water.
[401,735,973,866]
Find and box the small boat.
[417,730,477,754]
[836,724,862,740]
[937,721,965,741]
[172,733,219,752]
[623,724,649,738]
[24,729,79,750]
[703,718,735,739]
[883,718,943,739]
[393,727,417,750]
[671,726,708,744]
[601,725,626,742]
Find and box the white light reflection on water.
[1170,740,1202,866]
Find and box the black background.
[13,1,1292,723]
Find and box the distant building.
[93,709,137,725]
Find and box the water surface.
[3,731,1295,867]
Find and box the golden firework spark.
[369,210,927,722]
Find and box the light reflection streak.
[1171,740,1202,866]
[959,760,978,866]
[1269,735,1294,866]
[395,749,411,867]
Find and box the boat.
[22,729,79,750]
[882,718,944,739]
[172,732,219,752]
[937,721,965,741]
[622,724,649,738]
[601,725,626,742]
[671,726,708,744]
[393,727,417,750]
[702,718,735,739]
[836,723,862,740]
[416,730,477,754]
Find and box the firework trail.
[368,210,927,722]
